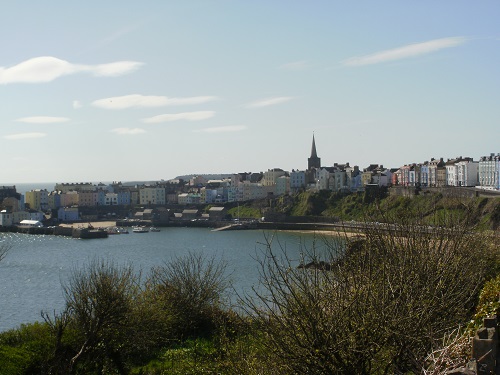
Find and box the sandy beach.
[59,221,117,229]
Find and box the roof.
[209,207,226,212]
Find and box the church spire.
[308,133,321,170]
[310,133,318,158]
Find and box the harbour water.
[0,228,329,332]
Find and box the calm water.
[0,228,328,332]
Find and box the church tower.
[307,134,321,170]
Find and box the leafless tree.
[241,207,497,374]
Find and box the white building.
[479,154,500,190]
[104,193,118,205]
[290,170,306,192]
[456,160,479,187]
[58,207,79,222]
[275,176,290,196]
[0,210,13,226]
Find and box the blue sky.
[1,1,499,183]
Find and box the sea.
[0,227,331,332]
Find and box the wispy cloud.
[16,116,70,124]
[4,132,47,140]
[246,96,294,108]
[73,100,83,109]
[0,56,143,84]
[193,125,247,133]
[110,128,146,135]
[279,61,309,71]
[92,94,219,110]
[342,37,467,67]
[142,111,215,123]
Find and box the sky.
[1,1,499,184]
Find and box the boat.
[107,227,129,235]
[132,226,149,233]
[149,226,160,232]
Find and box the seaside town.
[1,136,499,229]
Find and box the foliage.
[241,208,497,374]
[227,205,261,219]
[63,259,142,374]
[0,322,56,374]
[146,252,231,341]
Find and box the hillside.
[233,189,500,230]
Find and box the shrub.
[146,252,230,341]
[242,208,497,374]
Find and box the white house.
[275,176,290,196]
[290,170,306,192]
[0,210,13,226]
[456,160,479,187]
[58,207,79,222]
[479,154,500,190]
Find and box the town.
[1,136,499,227]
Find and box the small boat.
[107,227,129,235]
[132,226,149,233]
[149,226,160,232]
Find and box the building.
[24,189,49,211]
[275,175,290,196]
[428,158,445,187]
[456,160,479,187]
[54,182,94,193]
[308,134,321,170]
[290,170,306,192]
[139,186,166,205]
[262,168,286,187]
[479,153,500,190]
[60,191,79,207]
[58,207,79,222]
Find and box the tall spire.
[310,133,318,158]
[308,133,321,170]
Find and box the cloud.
[16,116,70,124]
[193,125,247,133]
[73,100,83,109]
[110,128,146,135]
[342,37,467,66]
[92,94,219,110]
[4,132,47,140]
[246,96,294,108]
[279,61,309,71]
[0,56,143,84]
[142,111,215,123]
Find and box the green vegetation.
[226,205,261,219]
[275,190,500,230]
[0,198,499,374]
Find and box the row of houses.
[6,155,500,214]
[393,153,500,189]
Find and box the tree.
[146,252,230,341]
[63,259,139,374]
[242,206,497,374]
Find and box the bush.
[242,208,497,374]
[146,252,230,341]
[63,259,141,374]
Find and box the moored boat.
[132,226,149,233]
